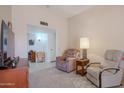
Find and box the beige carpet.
[29,67,96,88]
[29,61,124,88]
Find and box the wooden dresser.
[0,59,29,88]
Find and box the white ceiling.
[47,5,94,18]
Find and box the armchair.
[36,51,45,62]
[56,49,80,72]
[86,50,124,88]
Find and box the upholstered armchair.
[56,49,80,72]
[36,51,45,62]
[86,50,124,88]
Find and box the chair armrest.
[86,62,101,69]
[99,68,120,88]
[100,68,120,75]
[56,56,65,62]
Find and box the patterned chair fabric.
[63,49,80,58]
[56,49,80,72]
[36,51,45,62]
[86,50,124,88]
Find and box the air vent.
[40,21,48,26]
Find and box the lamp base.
[82,49,87,59]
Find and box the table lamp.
[80,37,89,59]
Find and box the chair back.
[120,52,124,69]
[104,50,122,62]
[102,50,123,68]
[36,51,45,62]
[37,51,45,57]
[63,49,80,59]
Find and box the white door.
[48,32,56,62]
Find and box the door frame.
[27,24,56,62]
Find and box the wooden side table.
[76,59,89,76]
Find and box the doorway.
[27,25,56,63]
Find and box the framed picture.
[29,40,34,46]
[4,38,7,45]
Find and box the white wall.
[69,6,124,62]
[0,6,11,24]
[12,6,69,58]
[28,33,48,52]
[0,6,12,57]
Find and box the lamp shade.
[80,37,89,49]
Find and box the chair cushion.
[87,66,114,80]
[66,57,76,61]
[101,60,119,68]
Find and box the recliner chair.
[56,49,80,72]
[86,50,124,88]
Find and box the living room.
[0,2,124,90]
